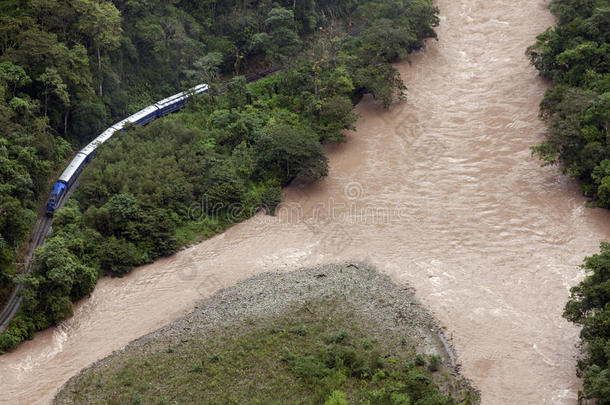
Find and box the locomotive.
[46,83,209,216]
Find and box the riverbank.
[54,263,478,404]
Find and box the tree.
[206,160,246,212]
[248,32,271,54]
[18,236,97,326]
[0,196,36,247]
[358,19,415,63]
[226,76,249,109]
[0,62,30,97]
[72,0,121,97]
[98,237,138,275]
[100,193,144,238]
[592,160,610,208]
[39,68,69,116]
[265,7,301,64]
[352,62,406,108]
[564,243,610,405]
[195,52,223,85]
[256,123,328,184]
[318,95,357,142]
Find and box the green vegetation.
[0,97,71,305]
[0,0,439,352]
[563,243,610,404]
[529,5,610,402]
[527,0,610,207]
[54,300,475,404]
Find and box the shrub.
[324,390,348,405]
[325,330,349,344]
[428,355,442,372]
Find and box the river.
[2,0,610,403]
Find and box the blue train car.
[154,84,208,117]
[46,152,90,215]
[127,105,160,126]
[46,182,67,215]
[155,93,188,116]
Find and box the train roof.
[155,92,189,108]
[81,127,119,155]
[96,127,119,143]
[79,141,99,157]
[125,105,159,124]
[110,118,129,131]
[154,83,208,108]
[58,152,89,183]
[191,83,208,94]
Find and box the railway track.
[0,181,78,332]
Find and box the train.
[45,83,209,216]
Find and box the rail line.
[0,179,78,331]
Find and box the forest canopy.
[527,0,610,207]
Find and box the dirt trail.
[2,0,610,403]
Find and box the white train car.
[57,152,90,185]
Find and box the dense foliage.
[527,0,610,207]
[0,84,71,304]
[0,0,439,352]
[282,334,456,405]
[564,243,610,404]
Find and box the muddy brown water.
[2,0,610,403]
